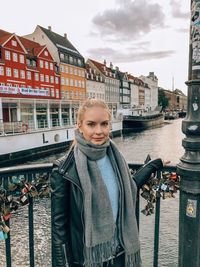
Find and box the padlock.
[28,185,38,198]
[8,182,17,191]
[0,230,6,240]
[19,194,29,206]
[3,212,11,221]
[1,223,10,234]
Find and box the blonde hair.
[76,99,111,124]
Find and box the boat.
[164,111,179,120]
[118,108,164,132]
[0,108,122,168]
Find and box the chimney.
[103,59,107,66]
[110,62,113,69]
[48,26,52,31]
[64,33,67,39]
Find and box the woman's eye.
[87,122,95,127]
[102,122,109,127]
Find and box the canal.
[0,119,184,267]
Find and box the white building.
[140,72,158,110]
[85,65,105,100]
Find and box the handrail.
[0,163,177,267]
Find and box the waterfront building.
[87,59,119,117]
[24,26,86,103]
[85,63,105,100]
[159,87,187,111]
[138,79,145,108]
[115,69,131,109]
[0,29,61,129]
[144,83,151,110]
[140,72,159,110]
[128,74,139,108]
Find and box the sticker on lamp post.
[186,199,197,218]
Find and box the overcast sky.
[0,0,190,94]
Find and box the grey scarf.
[74,130,141,267]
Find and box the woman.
[51,99,163,267]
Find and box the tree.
[158,90,169,111]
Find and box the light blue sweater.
[97,155,119,222]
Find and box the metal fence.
[0,163,178,267]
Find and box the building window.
[50,76,54,83]
[61,78,65,85]
[6,68,11,76]
[40,60,44,68]
[56,89,59,98]
[65,78,69,86]
[40,74,44,82]
[51,88,55,97]
[27,71,31,80]
[13,69,19,78]
[50,63,53,70]
[0,66,4,75]
[20,70,25,79]
[11,40,17,46]
[74,80,77,87]
[45,61,49,69]
[44,51,48,56]
[5,51,11,60]
[69,56,73,64]
[70,67,73,74]
[35,73,39,81]
[45,75,49,83]
[60,53,64,60]
[20,55,25,64]
[65,67,68,73]
[60,66,64,72]
[55,77,59,84]
[13,53,18,62]
[70,79,73,86]
[74,68,77,75]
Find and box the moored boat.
[118,108,164,132]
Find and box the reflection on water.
[0,119,185,266]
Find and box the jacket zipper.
[62,244,68,267]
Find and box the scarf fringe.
[125,250,141,267]
[83,244,141,267]
[84,241,116,267]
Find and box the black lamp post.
[177,0,200,266]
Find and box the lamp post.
[177,1,200,266]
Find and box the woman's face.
[78,106,111,145]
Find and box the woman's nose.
[95,124,103,134]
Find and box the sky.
[0,0,190,95]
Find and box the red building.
[0,29,60,100]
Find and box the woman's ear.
[77,122,82,133]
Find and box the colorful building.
[0,29,61,129]
[24,26,86,102]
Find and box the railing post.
[177,1,200,266]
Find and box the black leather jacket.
[51,149,163,267]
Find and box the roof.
[19,36,44,56]
[38,25,83,58]
[88,59,117,78]
[0,29,12,45]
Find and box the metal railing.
[0,163,177,267]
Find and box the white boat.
[0,119,122,167]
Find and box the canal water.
[0,119,184,267]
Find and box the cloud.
[91,0,166,41]
[87,47,175,63]
[170,0,190,19]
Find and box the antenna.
[172,76,174,91]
